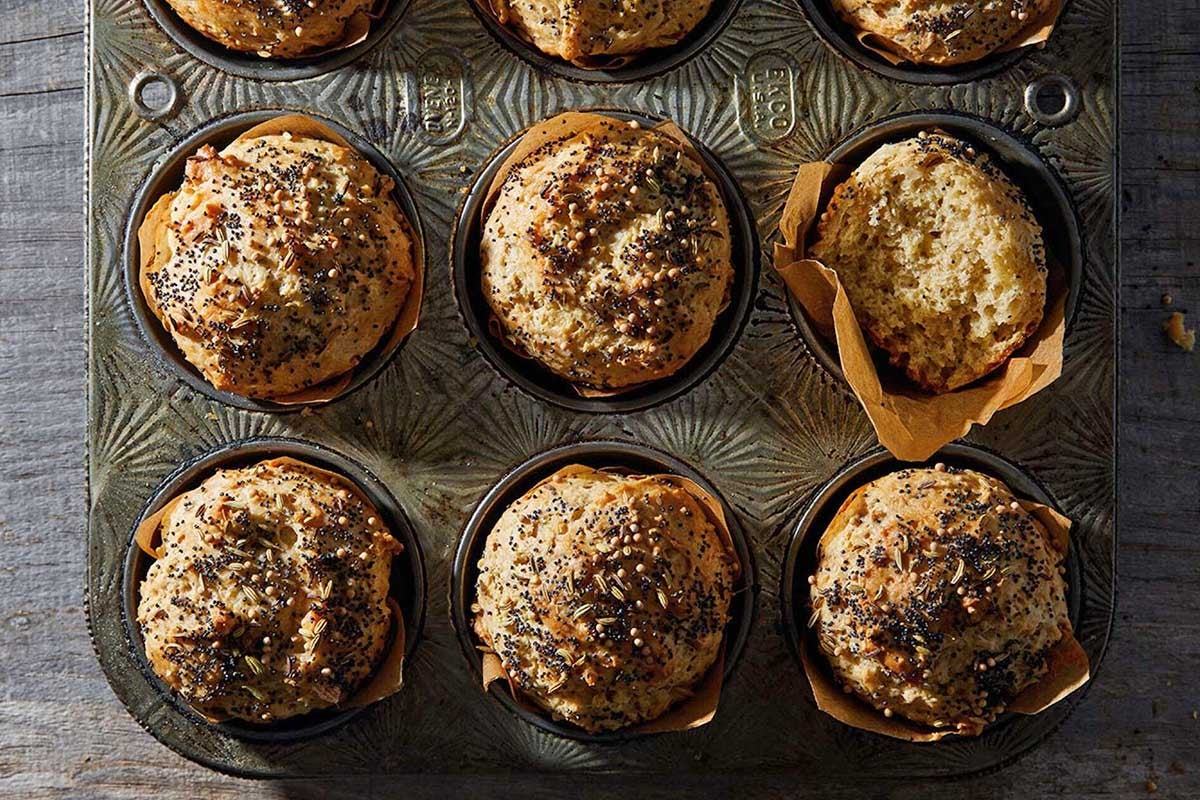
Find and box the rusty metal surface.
[86,0,1116,779]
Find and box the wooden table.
[1,2,1196,797]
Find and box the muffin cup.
[125,110,426,413]
[450,439,757,742]
[143,0,410,81]
[451,109,759,413]
[467,0,744,83]
[121,436,427,742]
[774,111,1083,462]
[779,442,1090,742]
[796,0,1062,85]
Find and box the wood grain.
[1,1,1197,797]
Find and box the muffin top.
[808,466,1070,736]
[481,116,733,390]
[137,458,402,723]
[809,131,1047,393]
[164,0,374,58]
[830,0,1054,66]
[490,0,713,64]
[142,130,415,401]
[472,468,738,732]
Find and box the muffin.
[164,0,374,58]
[472,468,738,732]
[807,465,1071,736]
[809,131,1047,393]
[831,0,1054,66]
[481,116,734,391]
[137,457,402,723]
[141,127,416,401]
[489,0,713,64]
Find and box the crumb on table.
[1163,311,1196,351]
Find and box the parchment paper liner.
[133,456,408,724]
[799,489,1090,742]
[774,141,1067,462]
[478,110,732,399]
[137,112,424,406]
[845,0,1062,67]
[473,0,696,70]
[476,463,741,734]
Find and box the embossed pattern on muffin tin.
[122,109,427,414]
[87,0,1116,781]
[785,110,1085,386]
[120,436,427,744]
[779,441,1086,738]
[451,108,760,414]
[450,439,758,742]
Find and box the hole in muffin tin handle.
[1024,74,1080,127]
[129,71,180,121]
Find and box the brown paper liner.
[774,138,1067,462]
[849,0,1062,67]
[476,463,739,734]
[800,487,1090,742]
[137,112,424,406]
[478,110,730,399]
[134,456,409,722]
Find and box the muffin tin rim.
[784,108,1086,388]
[120,107,429,414]
[778,441,1090,749]
[450,106,761,414]
[448,438,759,743]
[139,0,414,82]
[118,435,428,743]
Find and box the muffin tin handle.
[128,71,180,121]
[1024,74,1080,127]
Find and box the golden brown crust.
[809,132,1047,393]
[142,132,415,400]
[830,0,1055,66]
[137,458,401,723]
[808,466,1070,736]
[471,470,736,732]
[164,0,373,58]
[481,117,733,390]
[491,0,713,64]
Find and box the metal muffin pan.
[121,109,427,414]
[779,441,1085,739]
[467,0,746,84]
[451,108,760,414]
[120,436,427,743]
[449,439,758,743]
[786,110,1085,386]
[142,0,413,81]
[87,0,1116,781]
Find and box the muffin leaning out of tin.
[806,465,1072,736]
[472,467,738,732]
[136,457,403,723]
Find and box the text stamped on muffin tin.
[86,0,1117,781]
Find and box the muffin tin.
[86,0,1117,781]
